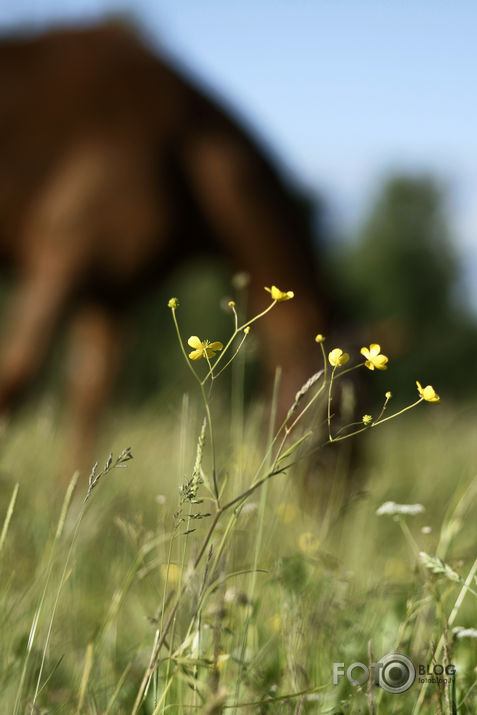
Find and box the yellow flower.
[188,336,223,360]
[264,285,294,302]
[360,344,389,371]
[267,613,282,632]
[315,333,325,343]
[243,326,250,335]
[298,531,320,554]
[228,300,236,307]
[416,381,440,403]
[216,653,230,672]
[362,414,373,426]
[385,391,392,399]
[160,563,181,584]
[328,348,349,367]
[168,297,179,309]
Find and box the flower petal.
[373,355,388,370]
[188,336,203,349]
[423,385,440,403]
[416,381,440,403]
[189,349,203,360]
[208,341,223,351]
[265,285,294,302]
[369,343,381,356]
[328,348,342,366]
[360,347,370,358]
[329,348,349,366]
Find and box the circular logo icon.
[377,653,416,694]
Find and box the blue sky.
[2,1,476,304]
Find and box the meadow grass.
[0,296,476,713]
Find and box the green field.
[0,328,476,713]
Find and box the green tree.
[336,175,477,399]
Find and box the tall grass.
[0,288,475,713]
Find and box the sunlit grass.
[0,400,476,712]
[0,282,476,713]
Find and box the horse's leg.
[64,304,122,479]
[0,255,84,418]
[0,142,121,417]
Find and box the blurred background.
[1,0,476,406]
[2,7,476,711]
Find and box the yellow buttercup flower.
[360,344,389,371]
[268,613,282,632]
[315,333,325,343]
[416,381,440,403]
[328,348,349,367]
[216,653,230,672]
[160,563,181,584]
[298,531,320,554]
[188,336,223,361]
[264,285,294,302]
[362,414,373,426]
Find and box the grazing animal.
[0,21,334,470]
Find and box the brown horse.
[0,21,334,470]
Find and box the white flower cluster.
[453,627,477,639]
[376,501,425,516]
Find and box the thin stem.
[131,456,293,712]
[333,362,365,380]
[374,393,392,423]
[399,518,421,561]
[198,379,219,505]
[319,341,327,382]
[372,399,423,427]
[171,309,219,504]
[171,308,201,385]
[413,556,477,713]
[210,332,248,380]
[237,300,277,333]
[131,508,223,714]
[325,425,368,444]
[327,366,336,440]
[234,368,281,710]
[202,300,277,383]
[229,302,239,332]
[286,378,327,434]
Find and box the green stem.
[198,379,219,505]
[327,366,336,440]
[372,399,423,427]
[205,332,248,381]
[202,300,277,382]
[374,393,392,423]
[171,308,201,385]
[413,556,477,713]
